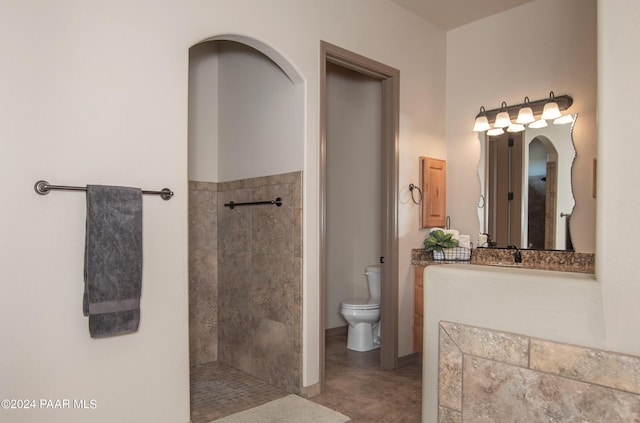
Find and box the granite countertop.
[411,248,595,274]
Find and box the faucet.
[507,245,523,263]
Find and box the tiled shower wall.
[189,181,219,366]
[438,321,640,422]
[218,171,303,393]
[189,171,303,393]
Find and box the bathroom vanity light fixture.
[473,91,573,133]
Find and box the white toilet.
[340,265,381,352]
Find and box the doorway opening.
[487,132,523,247]
[188,35,304,421]
[319,41,400,390]
[527,137,558,249]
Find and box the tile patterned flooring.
[311,331,422,422]
[190,361,288,423]
[190,330,422,423]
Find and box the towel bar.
[224,197,283,209]
[34,180,173,200]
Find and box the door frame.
[319,41,400,388]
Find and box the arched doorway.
[188,35,305,420]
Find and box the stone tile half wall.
[217,171,302,394]
[438,321,640,422]
[189,181,219,367]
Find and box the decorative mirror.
[477,115,577,250]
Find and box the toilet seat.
[341,298,380,310]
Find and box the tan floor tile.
[190,332,422,422]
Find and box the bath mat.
[211,394,350,423]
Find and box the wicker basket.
[432,247,471,261]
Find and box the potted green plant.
[423,230,460,260]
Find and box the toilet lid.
[341,298,380,310]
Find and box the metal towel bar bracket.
[224,197,283,210]
[34,180,174,200]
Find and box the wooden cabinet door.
[420,157,446,228]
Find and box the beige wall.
[597,0,640,357]
[0,1,446,421]
[216,41,304,182]
[188,40,304,183]
[189,42,220,182]
[445,0,597,253]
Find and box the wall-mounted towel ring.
[408,183,422,205]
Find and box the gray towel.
[83,185,142,338]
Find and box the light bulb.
[494,101,511,128]
[494,111,511,128]
[516,106,535,124]
[473,115,490,131]
[516,97,535,124]
[542,101,561,120]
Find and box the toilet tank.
[365,265,381,299]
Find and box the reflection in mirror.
[477,114,577,250]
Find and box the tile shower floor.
[190,361,287,423]
[190,331,422,422]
